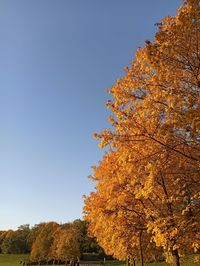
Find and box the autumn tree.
[29,222,82,264]
[84,1,200,266]
[0,219,103,263]
[51,223,81,263]
[26,223,46,254]
[30,222,59,262]
[84,150,163,265]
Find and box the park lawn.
[0,254,28,266]
[105,257,197,266]
[0,255,197,266]
[143,255,198,266]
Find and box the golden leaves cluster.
[84,0,200,264]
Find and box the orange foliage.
[84,1,200,265]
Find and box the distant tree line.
[0,219,106,264]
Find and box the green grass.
[104,257,198,266]
[0,254,28,266]
[0,255,198,266]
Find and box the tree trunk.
[139,230,144,266]
[171,249,180,266]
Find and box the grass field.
[0,254,28,266]
[105,257,197,266]
[0,254,198,266]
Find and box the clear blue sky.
[0,0,181,230]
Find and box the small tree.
[51,223,81,262]
[30,222,59,262]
